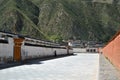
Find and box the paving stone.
[99,54,120,80]
[0,53,99,80]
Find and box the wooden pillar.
[14,38,24,62]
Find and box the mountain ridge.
[0,0,120,42]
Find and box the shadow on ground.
[0,54,76,70]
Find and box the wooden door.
[14,38,24,62]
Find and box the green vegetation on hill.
[0,0,45,39]
[0,0,120,42]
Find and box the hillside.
[0,0,45,39]
[0,0,120,42]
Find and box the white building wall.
[69,49,73,54]
[0,37,14,63]
[21,46,56,60]
[53,48,67,56]
[73,48,86,53]
[21,45,69,60]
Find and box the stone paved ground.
[99,54,120,80]
[0,53,99,80]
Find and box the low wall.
[102,33,120,70]
[73,48,86,53]
[73,48,98,53]
[86,48,98,53]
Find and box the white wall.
[73,48,98,53]
[69,49,73,54]
[21,46,55,60]
[73,48,87,53]
[0,37,14,63]
[53,48,67,56]
[0,37,73,63]
[21,46,69,60]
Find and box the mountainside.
[0,0,120,42]
[0,0,45,39]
